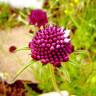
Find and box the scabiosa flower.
[28,9,48,27]
[29,24,74,67]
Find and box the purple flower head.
[28,9,48,27]
[29,24,74,67]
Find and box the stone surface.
[0,26,36,83]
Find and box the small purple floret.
[29,24,74,67]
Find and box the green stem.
[69,15,80,28]
[48,64,63,96]
[61,64,71,83]
[69,60,80,68]
[11,60,32,82]
[30,62,41,82]
[19,11,27,18]
[17,15,28,25]
[73,50,87,53]
[16,47,30,51]
[50,0,59,9]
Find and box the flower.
[9,45,16,53]
[29,24,74,67]
[28,9,48,27]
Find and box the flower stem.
[17,15,28,25]
[11,60,32,83]
[48,64,63,96]
[16,47,29,51]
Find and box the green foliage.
[0,3,27,30]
